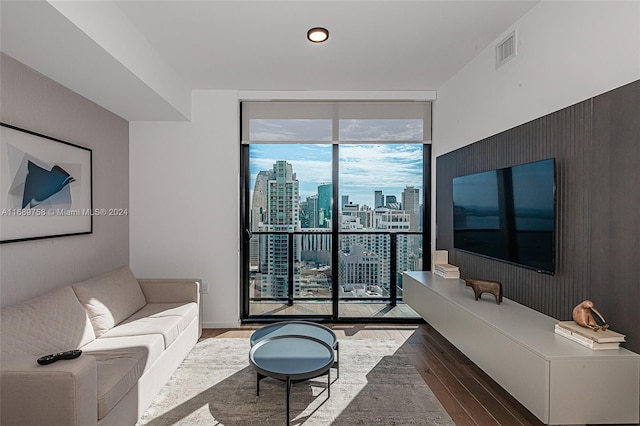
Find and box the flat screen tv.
[453,158,556,274]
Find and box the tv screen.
[453,158,556,274]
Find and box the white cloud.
[250,143,423,206]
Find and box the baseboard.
[202,320,241,329]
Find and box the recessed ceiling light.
[307,27,329,43]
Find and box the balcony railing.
[248,231,423,309]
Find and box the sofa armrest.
[137,279,201,304]
[138,279,202,337]
[1,355,97,426]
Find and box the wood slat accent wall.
[436,80,639,353]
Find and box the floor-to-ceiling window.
[241,101,431,321]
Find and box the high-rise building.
[300,194,319,228]
[401,186,421,267]
[402,186,420,231]
[374,190,384,208]
[259,161,301,298]
[341,195,349,210]
[266,161,299,231]
[300,229,332,267]
[251,170,270,232]
[385,195,397,207]
[339,245,380,295]
[357,205,373,228]
[339,214,390,293]
[249,236,260,272]
[318,183,332,228]
[342,203,359,215]
[377,209,411,231]
[250,170,271,272]
[386,202,402,210]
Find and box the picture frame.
[1,123,93,243]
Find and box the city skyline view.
[249,143,424,207]
[248,156,424,303]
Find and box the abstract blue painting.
[22,162,75,209]
[1,123,92,243]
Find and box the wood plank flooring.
[202,323,545,426]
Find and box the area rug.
[137,338,454,425]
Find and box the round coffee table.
[250,321,339,378]
[249,335,334,425]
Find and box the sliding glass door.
[240,101,431,321]
[337,143,424,318]
[246,144,334,317]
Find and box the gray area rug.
[138,338,454,425]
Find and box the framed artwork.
[1,123,93,243]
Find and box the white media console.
[404,271,640,425]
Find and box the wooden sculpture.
[572,300,609,331]
[464,279,503,305]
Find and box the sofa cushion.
[0,286,96,357]
[125,302,198,333]
[80,334,165,420]
[100,315,184,348]
[72,266,147,337]
[98,303,197,349]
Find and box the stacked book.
[434,263,460,279]
[554,321,625,350]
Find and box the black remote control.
[37,350,82,365]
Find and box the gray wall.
[436,80,640,353]
[0,53,129,306]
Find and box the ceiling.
[1,1,538,121]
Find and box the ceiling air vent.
[496,30,517,68]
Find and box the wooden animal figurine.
[464,279,503,305]
[572,300,609,331]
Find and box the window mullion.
[331,143,339,319]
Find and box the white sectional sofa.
[1,266,201,426]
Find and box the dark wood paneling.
[590,81,640,353]
[436,80,640,354]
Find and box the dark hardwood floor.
[202,323,545,426]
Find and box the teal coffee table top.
[249,335,334,381]
[250,320,338,349]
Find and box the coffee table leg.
[328,367,331,398]
[336,341,340,379]
[286,376,291,426]
[257,372,264,396]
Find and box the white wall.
[431,1,640,251]
[433,1,640,157]
[0,53,130,306]
[129,90,240,328]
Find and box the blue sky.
[250,143,423,207]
